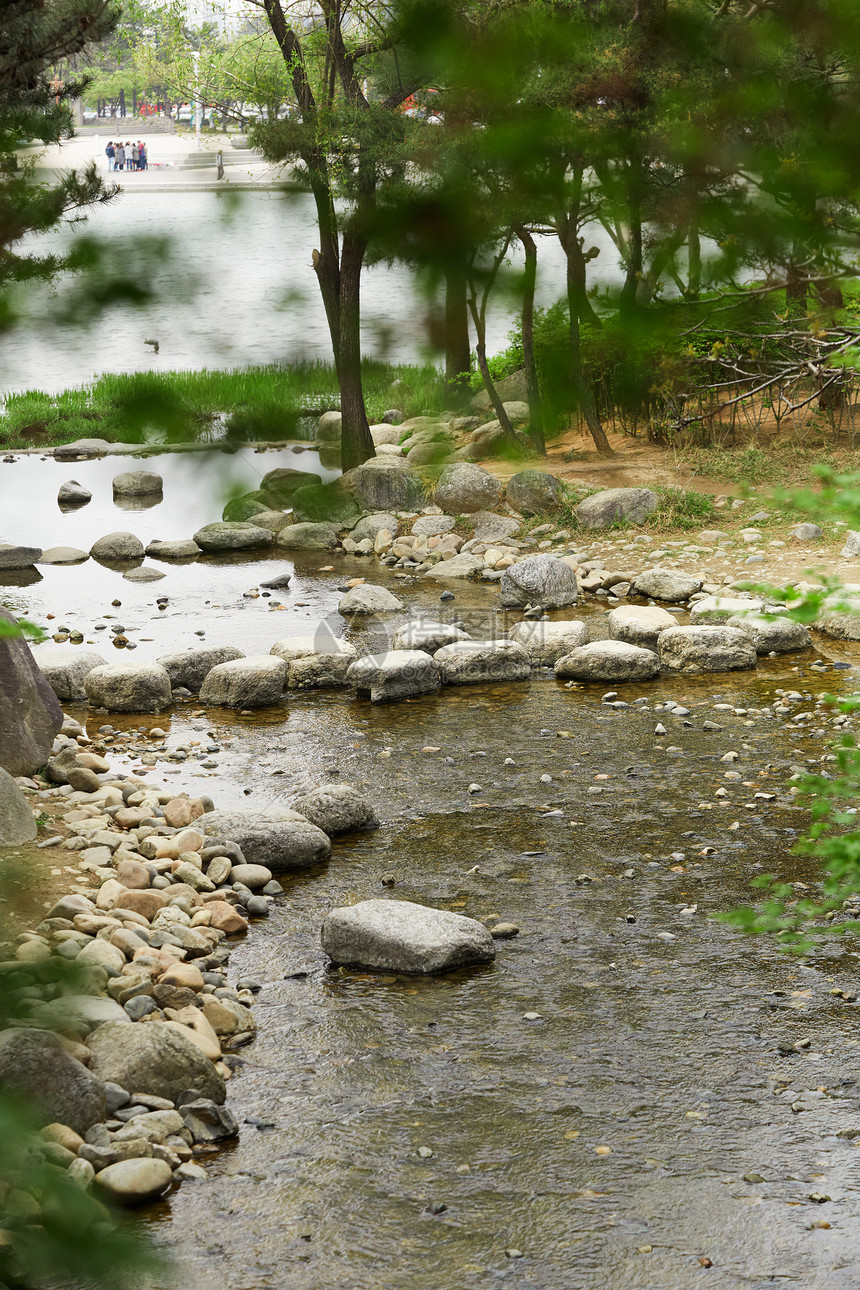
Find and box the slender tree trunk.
[473,330,516,439]
[444,261,471,405]
[466,246,517,440]
[562,222,613,456]
[517,226,544,455]
[688,215,702,298]
[336,226,374,471]
[620,156,643,310]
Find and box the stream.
[5,449,860,1287]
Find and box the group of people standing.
[105,140,148,171]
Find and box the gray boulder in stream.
[0,609,63,776]
[632,568,702,602]
[347,650,441,702]
[84,662,172,713]
[157,645,245,693]
[202,808,331,871]
[89,532,144,561]
[500,555,578,609]
[291,784,379,836]
[35,648,108,701]
[192,522,273,552]
[555,640,661,682]
[508,619,587,665]
[112,471,163,497]
[658,625,757,673]
[199,656,285,707]
[0,543,42,569]
[321,899,496,973]
[726,612,811,654]
[434,639,531,684]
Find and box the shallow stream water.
[7,452,860,1287]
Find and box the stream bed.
[6,450,860,1287]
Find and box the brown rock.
[41,1122,84,1154]
[116,889,165,921]
[206,901,249,935]
[115,858,151,890]
[159,964,205,992]
[95,878,127,911]
[152,983,201,1011]
[115,806,151,830]
[163,796,194,828]
[109,928,147,959]
[76,752,110,773]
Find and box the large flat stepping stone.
[270,635,356,662]
[347,650,440,702]
[202,808,331,871]
[500,555,578,609]
[435,639,531,684]
[199,656,285,707]
[145,538,200,560]
[688,595,763,625]
[509,619,587,664]
[192,522,273,552]
[158,645,245,692]
[38,546,88,564]
[555,640,660,681]
[607,605,677,649]
[113,470,163,497]
[423,554,485,580]
[392,621,471,653]
[321,899,496,973]
[0,543,41,569]
[658,625,757,672]
[726,613,811,654]
[36,648,107,701]
[84,662,172,712]
[271,634,356,688]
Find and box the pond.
[1,190,609,397]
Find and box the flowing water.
[7,453,860,1287]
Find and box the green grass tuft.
[0,361,449,450]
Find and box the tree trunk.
[337,228,374,471]
[474,335,516,439]
[444,262,471,406]
[518,227,544,455]
[563,225,613,456]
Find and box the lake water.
[0,190,621,397]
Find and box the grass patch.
[0,361,448,450]
[649,486,715,531]
[675,444,860,489]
